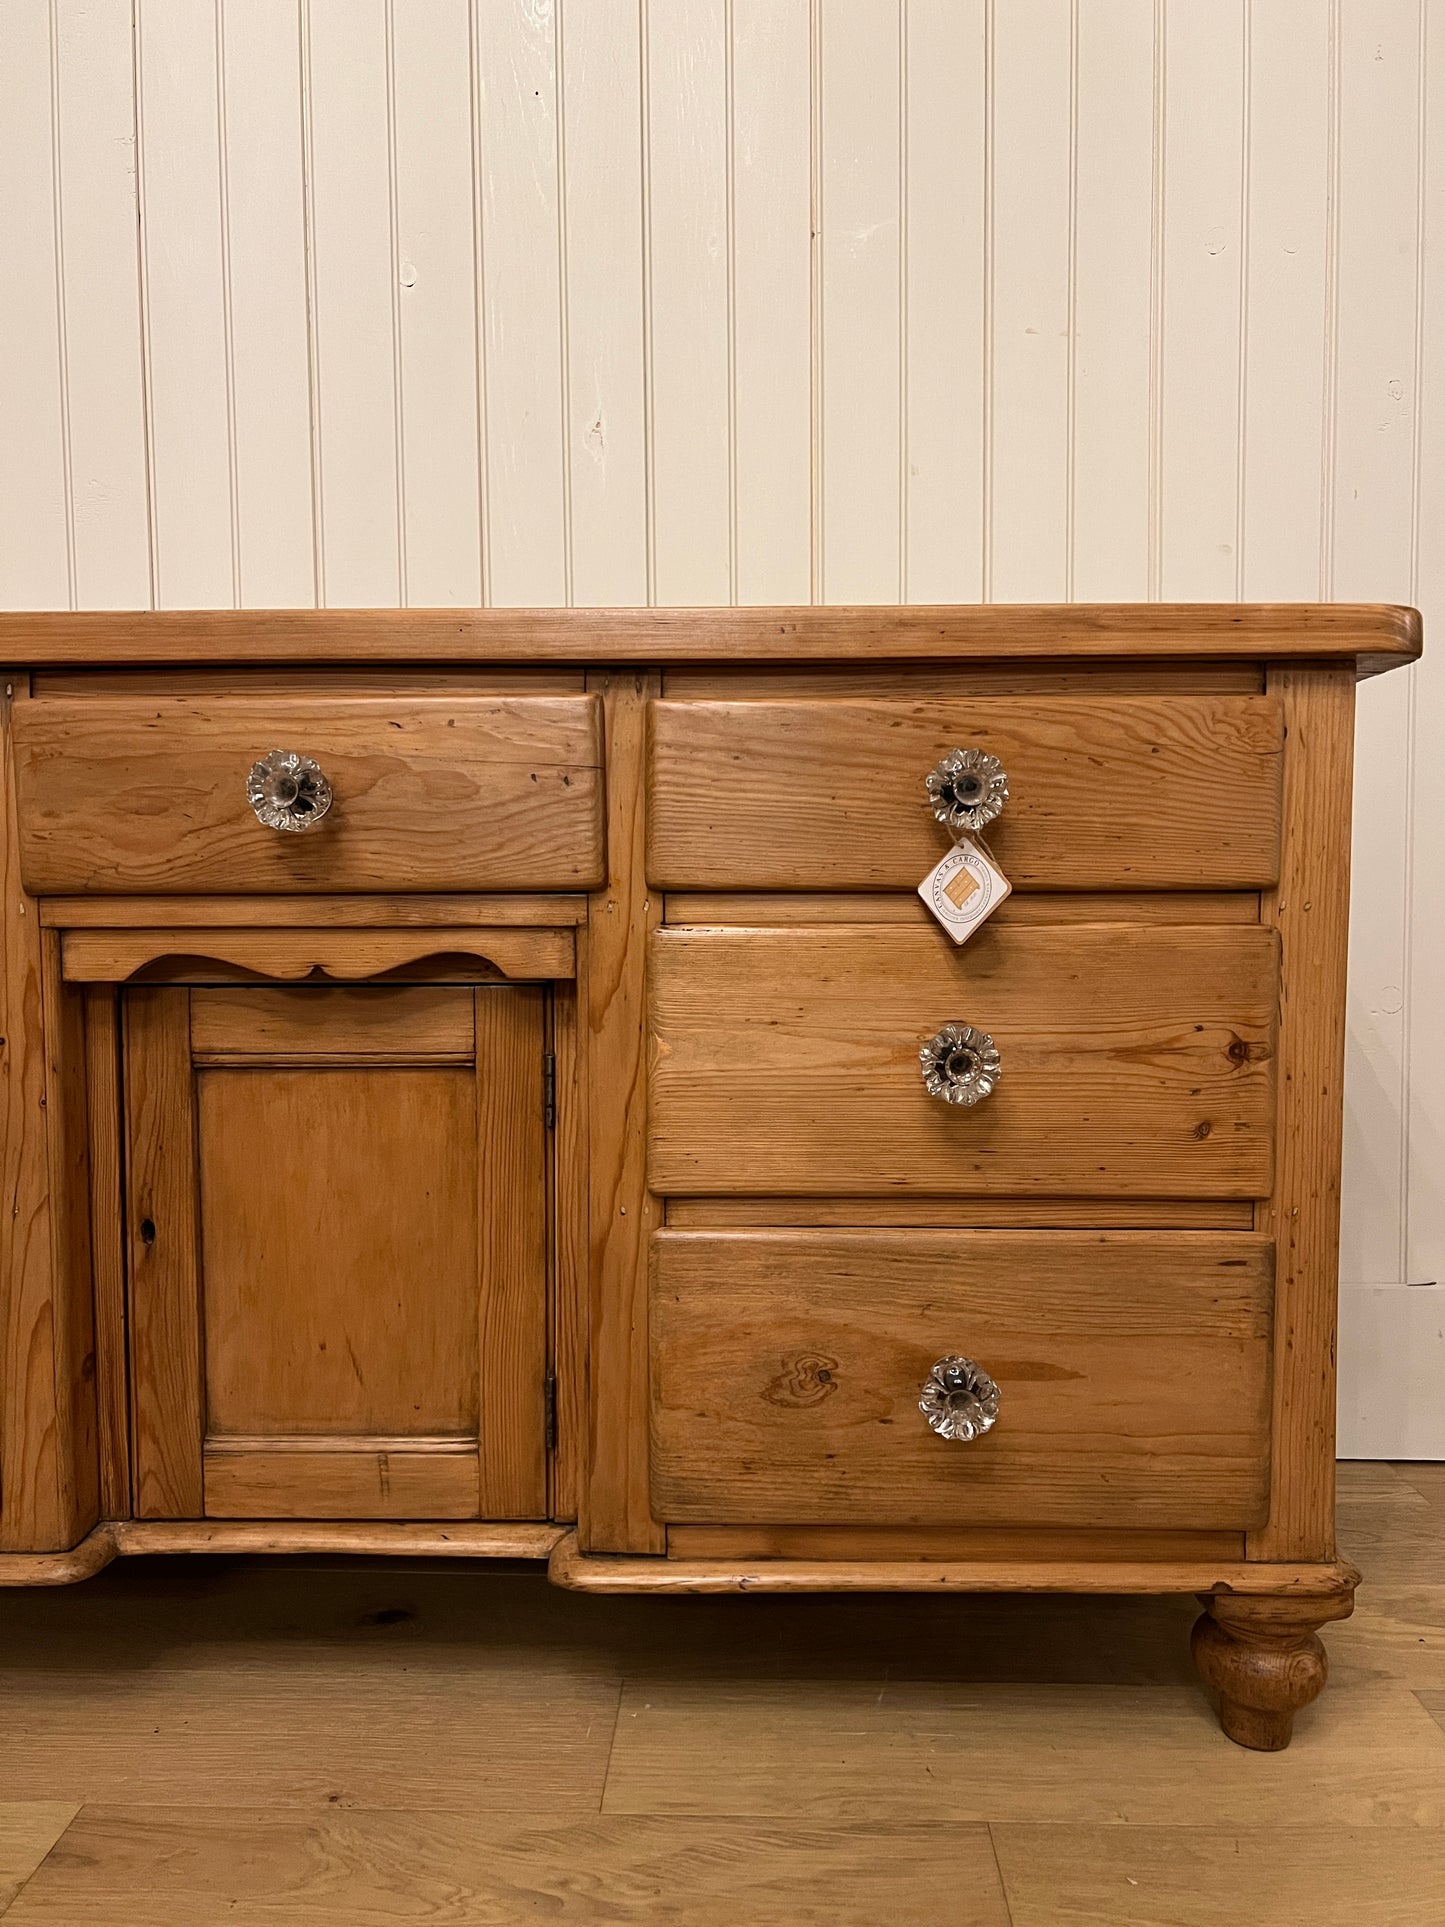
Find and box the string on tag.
[918,748,1012,946]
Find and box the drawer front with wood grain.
[646,694,1283,889]
[13,693,604,893]
[650,1229,1274,1529]
[649,923,1277,1198]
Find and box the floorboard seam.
[985,1821,1017,1926]
[596,1678,626,1814]
[0,1808,82,1923]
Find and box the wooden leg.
[1191,1590,1355,1751]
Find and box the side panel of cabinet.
[125,982,548,1521]
[0,681,99,1552]
[1249,666,1356,1560]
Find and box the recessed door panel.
[124,983,548,1521]
[198,1064,480,1440]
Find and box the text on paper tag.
[918,834,1011,944]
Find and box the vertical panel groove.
[554,0,574,608]
[990,1,1072,600]
[897,0,908,602]
[808,0,822,603]
[980,0,994,601]
[1319,0,1341,598]
[724,0,738,606]
[298,0,325,606]
[639,0,657,605]
[1401,0,1444,1331]
[47,0,77,609]
[213,0,242,608]
[467,0,490,609]
[1146,0,1165,600]
[1234,0,1252,599]
[129,0,158,609]
[1401,0,1428,1272]
[1335,0,1419,1304]
[382,0,406,604]
[1064,0,1079,600]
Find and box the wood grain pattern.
[1251,667,1357,1561]
[666,1198,1257,1230]
[43,893,589,928]
[991,1825,1445,1927]
[61,927,574,984]
[188,984,476,1059]
[668,1526,1246,1562]
[662,663,1267,698]
[114,1519,565,1558]
[0,1810,1012,1924]
[0,622,1393,1661]
[37,929,99,1542]
[549,1535,1358,1599]
[664,891,1262,927]
[82,986,129,1519]
[0,1596,616,1814]
[0,1532,120,1586]
[475,985,548,1518]
[123,988,203,1518]
[0,1803,79,1915]
[1,680,93,1552]
[1193,1590,1353,1751]
[649,924,1277,1197]
[125,979,553,1525]
[550,980,586,1522]
[650,1230,1274,1529]
[13,694,604,894]
[584,672,665,1553]
[647,694,1283,889]
[31,668,588,696]
[1,1487,1439,1918]
[197,1063,480,1443]
[598,1670,1432,1822]
[203,1442,482,1521]
[0,602,1420,671]
[0,1519,566,1579]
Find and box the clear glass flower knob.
[246,750,333,833]
[920,1023,1001,1106]
[926,747,1008,834]
[920,1355,1000,1441]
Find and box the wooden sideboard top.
[0,601,1422,674]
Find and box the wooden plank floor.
[0,1462,1442,1923]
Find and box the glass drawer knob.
[246,750,333,833]
[920,1355,1000,1441]
[920,1023,1001,1106]
[926,747,1008,834]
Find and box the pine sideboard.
[0,603,1422,1750]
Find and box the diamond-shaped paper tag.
[918,834,1011,944]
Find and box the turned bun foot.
[1191,1590,1355,1751]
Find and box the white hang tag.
[918,834,1011,944]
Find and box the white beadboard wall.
[0,0,1441,1448]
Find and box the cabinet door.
[124,983,548,1520]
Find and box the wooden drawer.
[649,923,1276,1198]
[12,693,603,893]
[650,1229,1274,1529]
[646,694,1283,889]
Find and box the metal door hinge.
[543,1369,557,1454]
[542,1050,556,1130]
